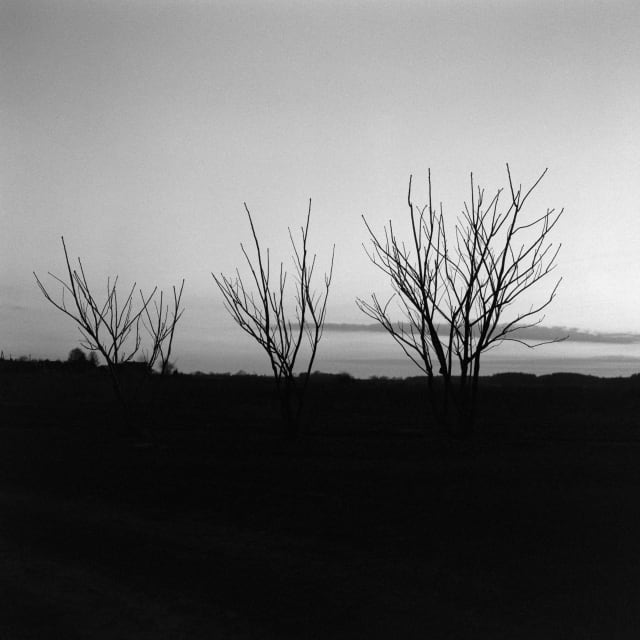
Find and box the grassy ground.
[1,366,640,638]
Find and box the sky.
[1,0,640,373]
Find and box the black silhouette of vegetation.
[67,347,99,368]
[67,347,88,364]
[213,202,335,438]
[33,236,158,433]
[141,279,185,375]
[358,166,564,434]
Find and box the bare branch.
[34,237,161,433]
[213,202,334,438]
[141,279,185,374]
[359,166,564,433]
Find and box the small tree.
[357,165,563,434]
[141,279,185,375]
[67,347,88,364]
[34,237,157,429]
[213,201,335,438]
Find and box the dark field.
[2,364,640,638]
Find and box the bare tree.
[213,201,335,438]
[141,279,185,375]
[34,237,157,428]
[357,165,563,433]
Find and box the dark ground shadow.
[1,367,640,638]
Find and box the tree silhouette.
[67,347,88,364]
[357,165,564,434]
[34,236,157,433]
[213,202,335,438]
[141,279,185,375]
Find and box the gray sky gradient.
[2,0,639,369]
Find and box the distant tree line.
[0,350,98,372]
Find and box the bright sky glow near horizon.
[2,0,640,374]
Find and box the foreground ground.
[1,366,640,638]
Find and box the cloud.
[321,323,640,344]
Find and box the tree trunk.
[279,377,300,440]
[452,358,480,438]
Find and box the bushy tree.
[67,347,88,364]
